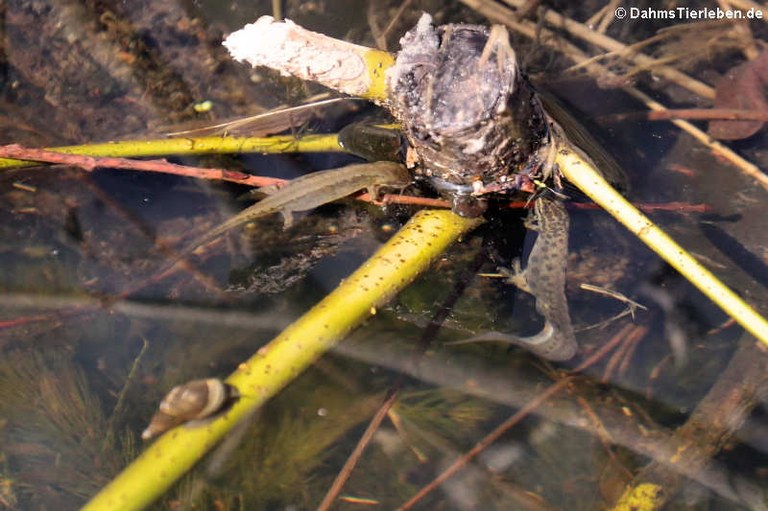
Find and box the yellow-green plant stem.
[0,133,343,170]
[81,209,482,511]
[361,49,395,102]
[556,149,768,348]
[611,483,664,511]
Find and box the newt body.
[172,161,411,265]
[462,197,577,361]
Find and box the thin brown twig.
[617,327,648,377]
[621,86,768,192]
[396,322,632,510]
[395,377,572,511]
[602,326,638,383]
[602,325,649,383]
[380,0,414,49]
[603,108,768,123]
[75,175,228,295]
[576,321,637,371]
[726,0,768,23]
[316,390,400,511]
[645,354,672,401]
[705,317,737,336]
[576,394,614,446]
[574,392,638,492]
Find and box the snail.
[141,378,238,440]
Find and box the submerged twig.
[605,107,768,123]
[727,0,768,21]
[316,390,400,511]
[107,337,150,431]
[398,381,571,510]
[612,337,768,510]
[601,325,649,383]
[580,283,648,316]
[397,322,634,510]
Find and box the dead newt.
[167,161,411,268]
[457,197,578,361]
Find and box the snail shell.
[141,378,235,440]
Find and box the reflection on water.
[0,0,766,509]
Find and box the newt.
[458,197,578,361]
[168,161,411,267]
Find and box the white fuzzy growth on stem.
[223,16,373,97]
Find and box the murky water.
[0,1,766,510]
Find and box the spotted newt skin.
[173,161,411,264]
[463,197,577,361]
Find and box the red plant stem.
[605,108,768,123]
[1,144,710,212]
[564,201,712,213]
[0,144,281,187]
